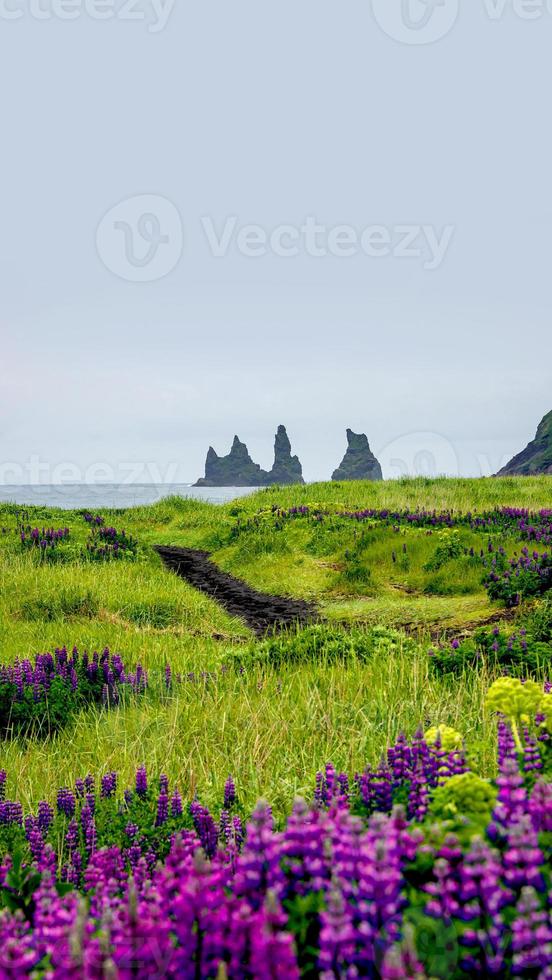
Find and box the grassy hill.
[0,475,551,812]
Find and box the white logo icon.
[371,0,459,45]
[96,195,183,282]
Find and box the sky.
[1,0,551,484]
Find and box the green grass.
[1,639,501,817]
[0,475,550,812]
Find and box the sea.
[0,484,261,510]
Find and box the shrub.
[423,529,464,571]
[124,600,180,629]
[85,526,138,561]
[485,547,552,606]
[0,647,145,737]
[223,624,409,669]
[19,590,100,622]
[429,623,552,676]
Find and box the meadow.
[1,476,552,976]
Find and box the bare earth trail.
[154,546,318,635]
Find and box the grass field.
[1,475,551,813]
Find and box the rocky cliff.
[331,429,383,482]
[497,410,552,476]
[194,436,266,487]
[194,426,304,487]
[268,424,304,485]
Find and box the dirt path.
[155,546,317,635]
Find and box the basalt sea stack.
[332,429,383,482]
[497,410,552,476]
[194,426,304,487]
[268,424,304,485]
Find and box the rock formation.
[268,424,304,485]
[332,429,383,482]
[194,426,304,487]
[497,410,552,476]
[194,436,266,487]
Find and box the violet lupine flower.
[159,773,169,795]
[502,817,545,893]
[318,886,356,977]
[233,801,279,910]
[224,775,236,809]
[156,791,169,827]
[100,772,117,799]
[511,886,552,975]
[489,757,528,838]
[529,780,552,832]
[523,732,543,774]
[425,856,461,922]
[37,800,54,832]
[135,766,148,798]
[171,788,183,819]
[57,787,76,818]
[457,836,511,976]
[248,892,301,980]
[278,799,330,901]
[190,800,219,858]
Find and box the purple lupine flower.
[511,886,552,975]
[224,775,236,809]
[156,791,169,827]
[502,817,545,893]
[57,788,76,818]
[135,766,148,798]
[100,772,117,799]
[170,788,183,819]
[318,886,356,976]
[37,800,54,833]
[529,780,552,832]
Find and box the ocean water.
[0,484,262,510]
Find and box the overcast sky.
[1,1,550,483]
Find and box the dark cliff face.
[194,426,304,487]
[194,436,266,487]
[331,429,383,482]
[497,411,552,476]
[268,425,304,485]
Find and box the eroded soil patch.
[155,546,317,635]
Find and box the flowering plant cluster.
[485,548,552,607]
[429,623,552,676]
[0,685,552,976]
[0,647,145,737]
[82,513,105,527]
[233,504,552,541]
[19,526,70,561]
[85,526,138,562]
